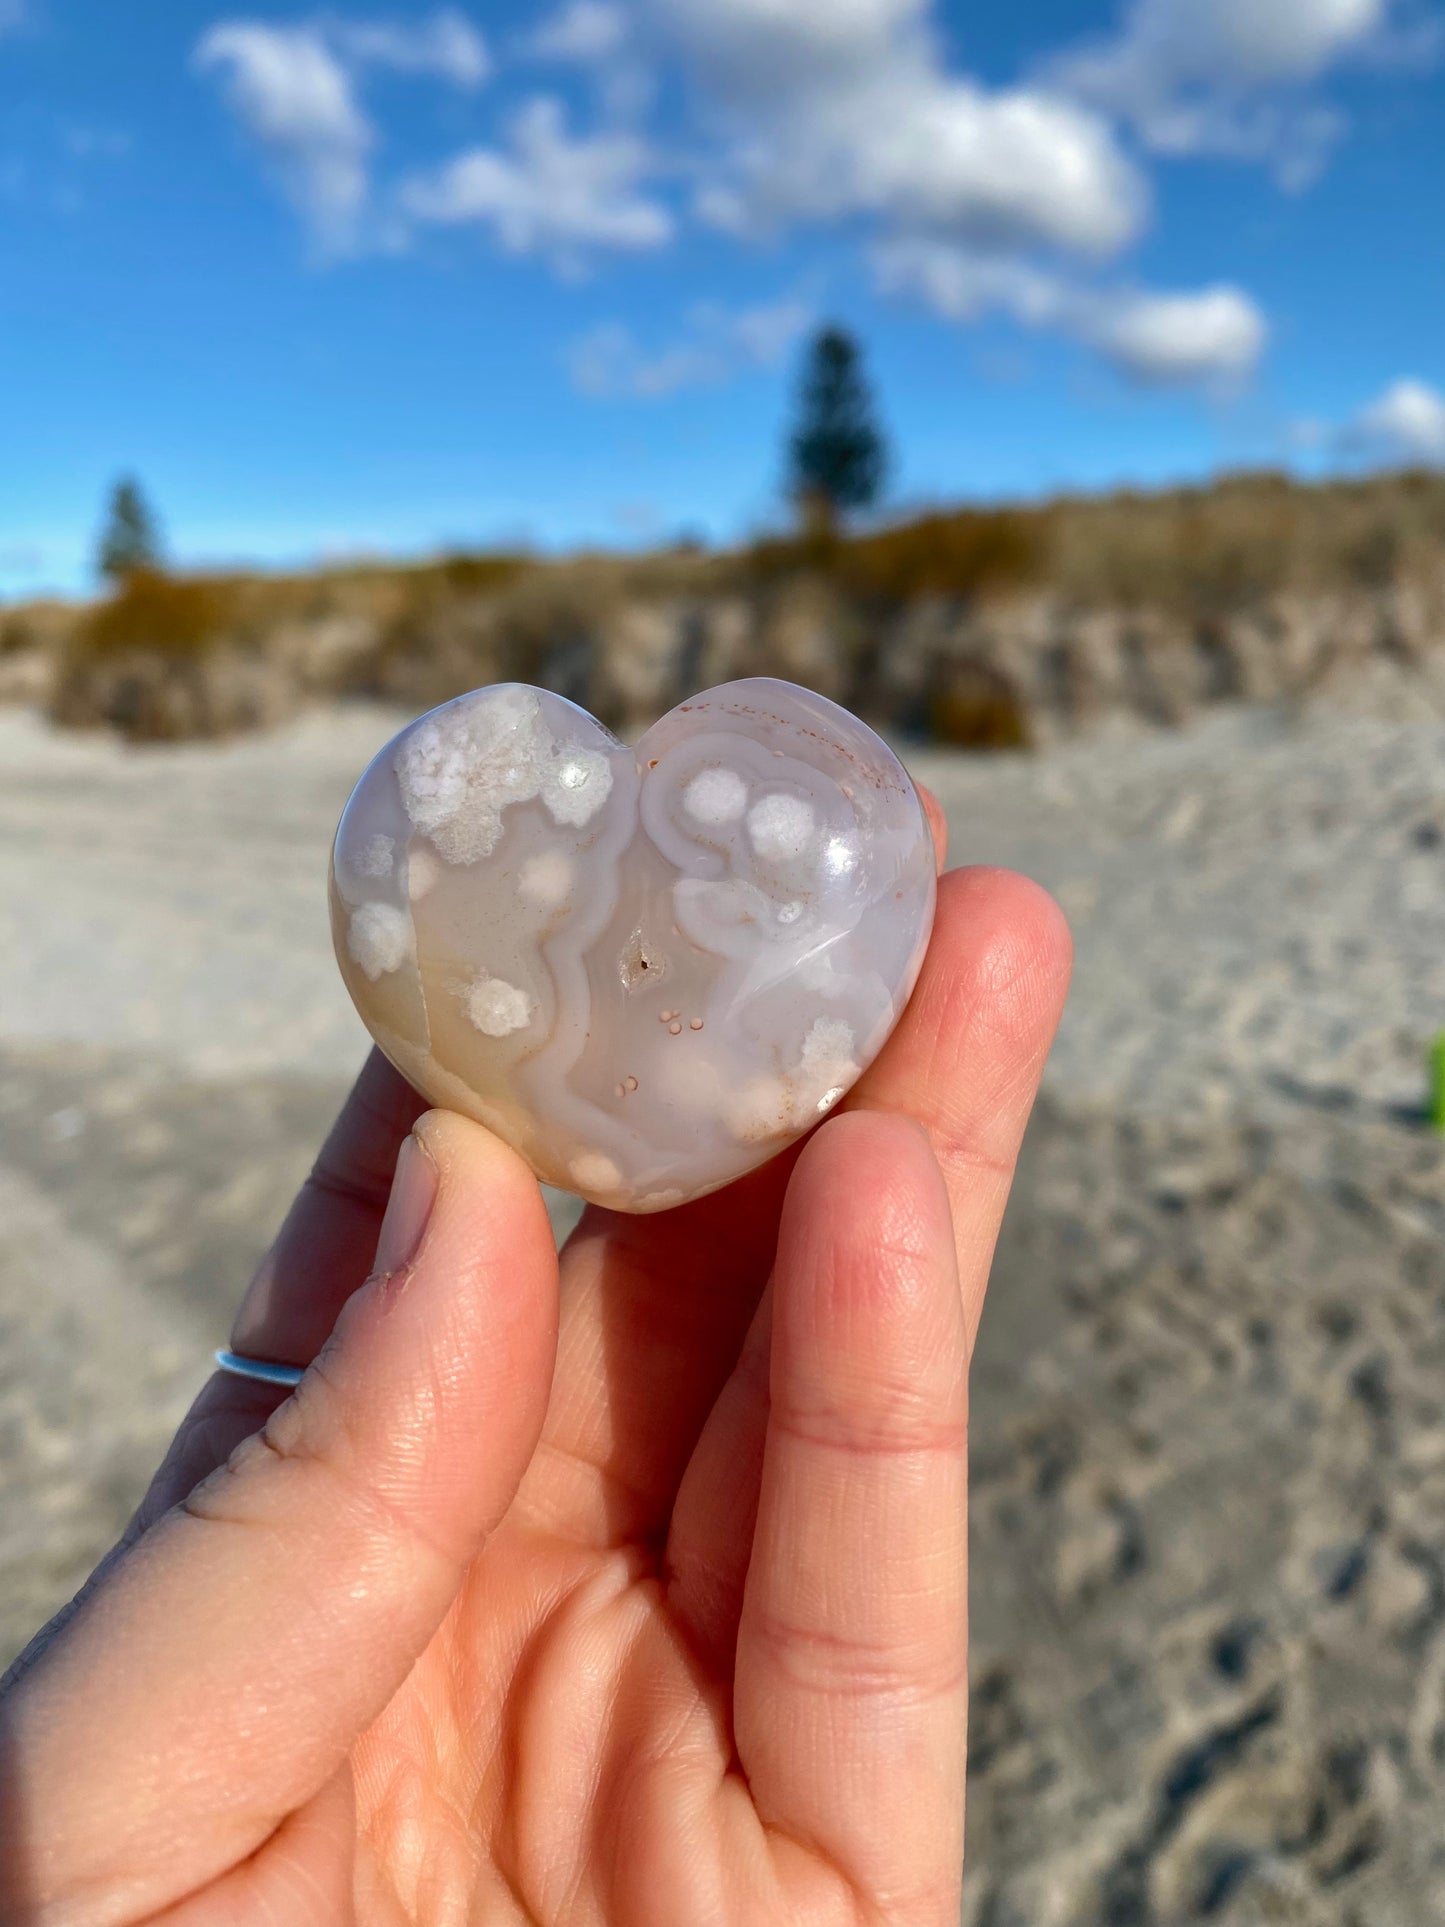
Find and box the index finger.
[232,1046,426,1363]
[848,863,1072,1349]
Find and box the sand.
[4,697,1445,1923]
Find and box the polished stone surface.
[330,679,936,1209]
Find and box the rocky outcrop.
[348,567,1445,747]
[49,646,298,742]
[16,548,1445,746]
[874,576,1445,745]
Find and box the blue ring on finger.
[214,1349,306,1388]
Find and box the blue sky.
[1,0,1442,598]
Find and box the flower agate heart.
[330,678,936,1211]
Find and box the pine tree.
[788,326,888,531]
[97,477,163,583]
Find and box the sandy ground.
[4,698,1445,1923]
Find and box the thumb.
[0,1111,558,1927]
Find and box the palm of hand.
[346,1177,959,1927]
[0,863,1070,1927]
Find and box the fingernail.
[374,1133,438,1275]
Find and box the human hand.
[0,825,1071,1927]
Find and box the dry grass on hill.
[7,466,1445,744]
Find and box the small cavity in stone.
[621,934,667,991]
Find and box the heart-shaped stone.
[330,678,936,1211]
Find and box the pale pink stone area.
[330,679,935,1210]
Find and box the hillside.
[4,467,1445,745]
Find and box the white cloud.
[873,238,1059,323]
[400,97,670,266]
[196,13,489,248]
[1086,283,1267,384]
[1051,0,1392,183]
[184,0,1364,409]
[876,236,1266,388]
[661,0,928,95]
[658,0,1146,258]
[727,74,1145,256]
[1115,0,1384,88]
[529,1,628,64]
[1351,378,1445,460]
[524,1,651,122]
[196,24,374,248]
[331,11,489,87]
[569,295,814,396]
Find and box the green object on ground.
[1432,1032,1445,1131]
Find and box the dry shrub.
[0,602,78,708]
[354,588,513,709]
[744,510,1040,603]
[348,553,538,701]
[927,660,1031,749]
[2,601,81,654]
[1043,469,1445,613]
[50,648,295,741]
[75,567,226,658]
[354,561,603,711]
[841,510,1041,601]
[353,555,722,726]
[430,553,532,595]
[49,567,297,741]
[751,574,866,704]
